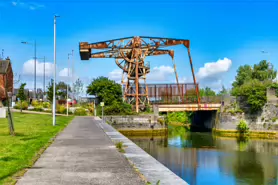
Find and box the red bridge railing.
[144,83,222,104]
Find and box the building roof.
[0,58,11,74]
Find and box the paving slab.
[95,117,189,185]
[16,117,145,185]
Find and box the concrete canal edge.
[95,117,189,185]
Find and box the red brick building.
[0,57,13,101]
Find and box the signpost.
[100,102,104,123]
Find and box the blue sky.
[0,0,278,92]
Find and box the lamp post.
[36,56,46,94]
[53,15,60,126]
[67,52,72,116]
[21,40,37,99]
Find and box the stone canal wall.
[103,115,166,129]
[95,117,188,185]
[217,103,278,131]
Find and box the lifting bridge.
[79,36,222,112]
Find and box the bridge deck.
[155,103,222,112]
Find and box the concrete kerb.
[95,117,189,185]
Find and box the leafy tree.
[231,60,277,112]
[232,65,253,88]
[252,60,277,81]
[56,81,71,99]
[87,76,122,106]
[218,85,229,96]
[46,79,56,103]
[17,83,27,113]
[199,87,216,97]
[73,78,84,100]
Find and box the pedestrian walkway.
[16,117,145,185]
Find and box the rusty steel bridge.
[79,36,222,112]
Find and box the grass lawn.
[0,112,74,185]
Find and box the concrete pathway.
[16,117,145,185]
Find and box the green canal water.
[128,126,278,185]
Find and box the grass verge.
[0,112,74,184]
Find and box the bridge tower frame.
[79,36,200,112]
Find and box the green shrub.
[42,102,51,108]
[237,119,249,133]
[31,100,40,107]
[34,105,43,112]
[57,104,66,114]
[272,117,277,122]
[74,108,87,116]
[14,101,29,110]
[97,101,133,115]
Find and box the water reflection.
[129,126,278,185]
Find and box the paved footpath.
[16,117,145,185]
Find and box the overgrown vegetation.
[166,112,192,125]
[231,60,277,113]
[146,180,161,185]
[115,141,125,153]
[236,119,249,133]
[0,113,73,184]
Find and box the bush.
[57,104,66,114]
[31,100,40,107]
[74,108,87,116]
[97,101,133,116]
[14,101,29,110]
[237,119,249,133]
[42,102,51,108]
[34,105,43,112]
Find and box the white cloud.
[23,59,54,77]
[59,68,72,77]
[11,0,44,10]
[196,57,232,80]
[147,65,174,81]
[108,69,122,82]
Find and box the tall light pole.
[36,56,46,98]
[53,15,60,126]
[71,49,74,101]
[21,40,37,99]
[67,52,72,116]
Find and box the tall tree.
[199,87,216,97]
[56,81,71,99]
[17,83,26,113]
[218,85,229,96]
[73,78,84,100]
[87,76,122,105]
[232,65,253,88]
[46,79,56,103]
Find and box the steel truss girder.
[79,36,200,113]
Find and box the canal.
[128,126,278,185]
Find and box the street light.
[67,52,72,116]
[21,40,37,99]
[53,15,60,126]
[36,56,46,94]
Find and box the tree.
[232,65,253,88]
[231,60,277,112]
[87,76,122,105]
[17,83,27,113]
[56,81,71,100]
[218,85,229,96]
[199,87,216,97]
[46,79,56,103]
[73,78,84,100]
